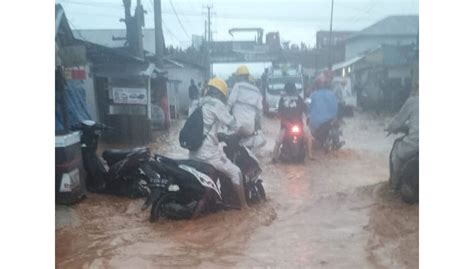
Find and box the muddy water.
[56,112,418,268]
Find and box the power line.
[59,0,124,10]
[60,1,379,24]
[337,0,378,29]
[169,0,190,39]
[146,0,190,46]
[172,0,193,27]
[162,20,184,45]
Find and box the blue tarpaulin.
[55,79,91,131]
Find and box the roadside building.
[74,29,207,118]
[83,42,169,143]
[350,44,419,113]
[315,30,355,70]
[344,15,419,60]
[163,59,207,115]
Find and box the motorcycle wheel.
[388,138,403,190]
[400,183,417,204]
[255,180,266,202]
[150,193,174,223]
[400,162,419,204]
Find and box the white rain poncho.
[228,82,263,136]
[386,95,419,185]
[189,96,243,185]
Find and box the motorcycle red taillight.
[291,125,301,134]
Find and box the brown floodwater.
[56,112,418,268]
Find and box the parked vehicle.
[145,133,266,222]
[72,120,155,198]
[388,127,419,204]
[263,64,304,116]
[279,122,306,162]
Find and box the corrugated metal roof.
[73,29,158,54]
[347,15,418,41]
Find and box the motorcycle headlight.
[168,184,180,192]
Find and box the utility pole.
[204,20,207,42]
[122,0,132,45]
[203,4,214,79]
[154,0,165,68]
[135,0,145,58]
[121,0,145,58]
[204,5,214,43]
[328,0,335,71]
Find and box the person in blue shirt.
[308,71,339,146]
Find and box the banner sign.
[112,87,147,105]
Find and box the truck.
[262,63,304,116]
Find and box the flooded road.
[56,112,418,268]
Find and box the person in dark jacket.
[188,79,200,116]
[272,82,314,161]
[188,79,199,100]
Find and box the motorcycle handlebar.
[385,127,409,137]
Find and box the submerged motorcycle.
[388,126,419,204]
[279,122,306,162]
[72,120,155,198]
[304,98,344,153]
[318,119,345,153]
[144,133,266,222]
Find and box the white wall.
[345,36,416,60]
[166,67,206,113]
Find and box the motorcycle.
[72,120,156,198]
[145,133,266,222]
[320,119,345,153]
[279,122,306,162]
[388,126,419,204]
[304,98,344,153]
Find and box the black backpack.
[179,106,208,151]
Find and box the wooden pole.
[154,0,164,68]
[328,0,335,71]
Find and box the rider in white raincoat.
[386,83,419,189]
[189,78,249,210]
[227,65,265,148]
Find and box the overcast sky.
[57,0,419,47]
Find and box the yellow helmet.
[207,78,229,97]
[234,65,250,76]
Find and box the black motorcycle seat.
[102,149,134,165]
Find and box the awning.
[332,55,364,71]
